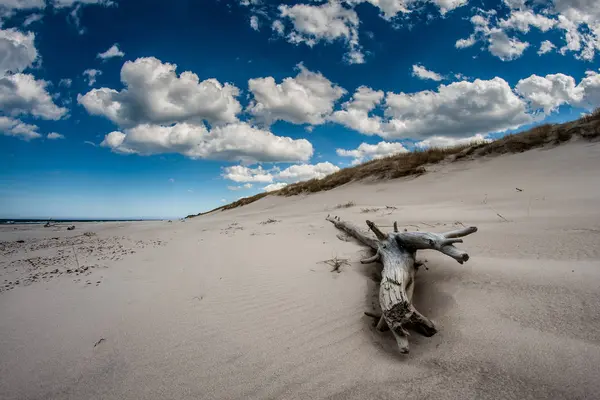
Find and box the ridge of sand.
[1,140,600,399]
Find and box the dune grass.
[186,110,600,218]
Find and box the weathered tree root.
[327,215,477,354]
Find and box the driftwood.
[326,215,477,354]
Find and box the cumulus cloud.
[228,183,253,191]
[456,12,530,61]
[515,71,600,113]
[382,77,532,139]
[0,73,67,119]
[412,64,444,81]
[345,0,467,19]
[47,132,65,139]
[538,40,556,55]
[82,68,101,86]
[223,162,340,187]
[415,134,491,149]
[0,28,38,74]
[330,85,383,135]
[223,165,274,183]
[0,115,40,140]
[337,141,408,165]
[79,57,242,127]
[515,73,581,114]
[250,15,259,31]
[59,78,72,87]
[0,0,44,17]
[97,43,124,60]
[498,9,557,33]
[461,1,600,61]
[276,161,339,182]
[247,62,346,126]
[100,122,313,163]
[276,1,364,64]
[264,182,288,192]
[487,28,529,60]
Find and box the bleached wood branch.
[326,216,477,354]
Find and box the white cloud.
[52,0,115,8]
[59,78,72,87]
[272,19,285,35]
[79,57,242,127]
[100,122,313,163]
[455,35,476,48]
[498,10,557,33]
[538,40,556,55]
[412,64,444,81]
[345,0,467,19]
[577,70,600,109]
[487,28,529,61]
[330,85,383,135]
[247,62,346,126]
[0,115,40,140]
[250,15,259,31]
[383,77,532,139]
[227,183,253,191]
[0,0,44,17]
[457,12,529,61]
[0,28,38,74]
[519,70,600,110]
[224,162,340,187]
[47,132,65,139]
[82,68,101,86]
[97,43,124,60]
[515,73,581,114]
[23,13,43,26]
[277,1,364,64]
[264,182,288,192]
[337,141,408,165]
[462,2,600,61]
[415,134,491,149]
[223,165,274,183]
[515,71,600,114]
[0,73,67,120]
[276,161,339,182]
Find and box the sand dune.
[2,140,600,399]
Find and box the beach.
[2,139,600,399]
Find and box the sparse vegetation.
[361,207,380,213]
[186,113,600,218]
[260,218,280,225]
[320,256,350,273]
[334,201,356,209]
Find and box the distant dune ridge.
[189,110,600,218]
[1,114,600,399]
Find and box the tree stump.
[326,215,477,354]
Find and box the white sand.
[2,140,600,399]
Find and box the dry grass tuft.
[321,256,350,273]
[260,218,280,225]
[334,201,356,209]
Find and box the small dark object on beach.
[16,240,25,243]
[67,225,75,230]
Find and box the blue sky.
[1,0,599,219]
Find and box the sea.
[0,219,165,225]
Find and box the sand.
[2,140,600,400]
